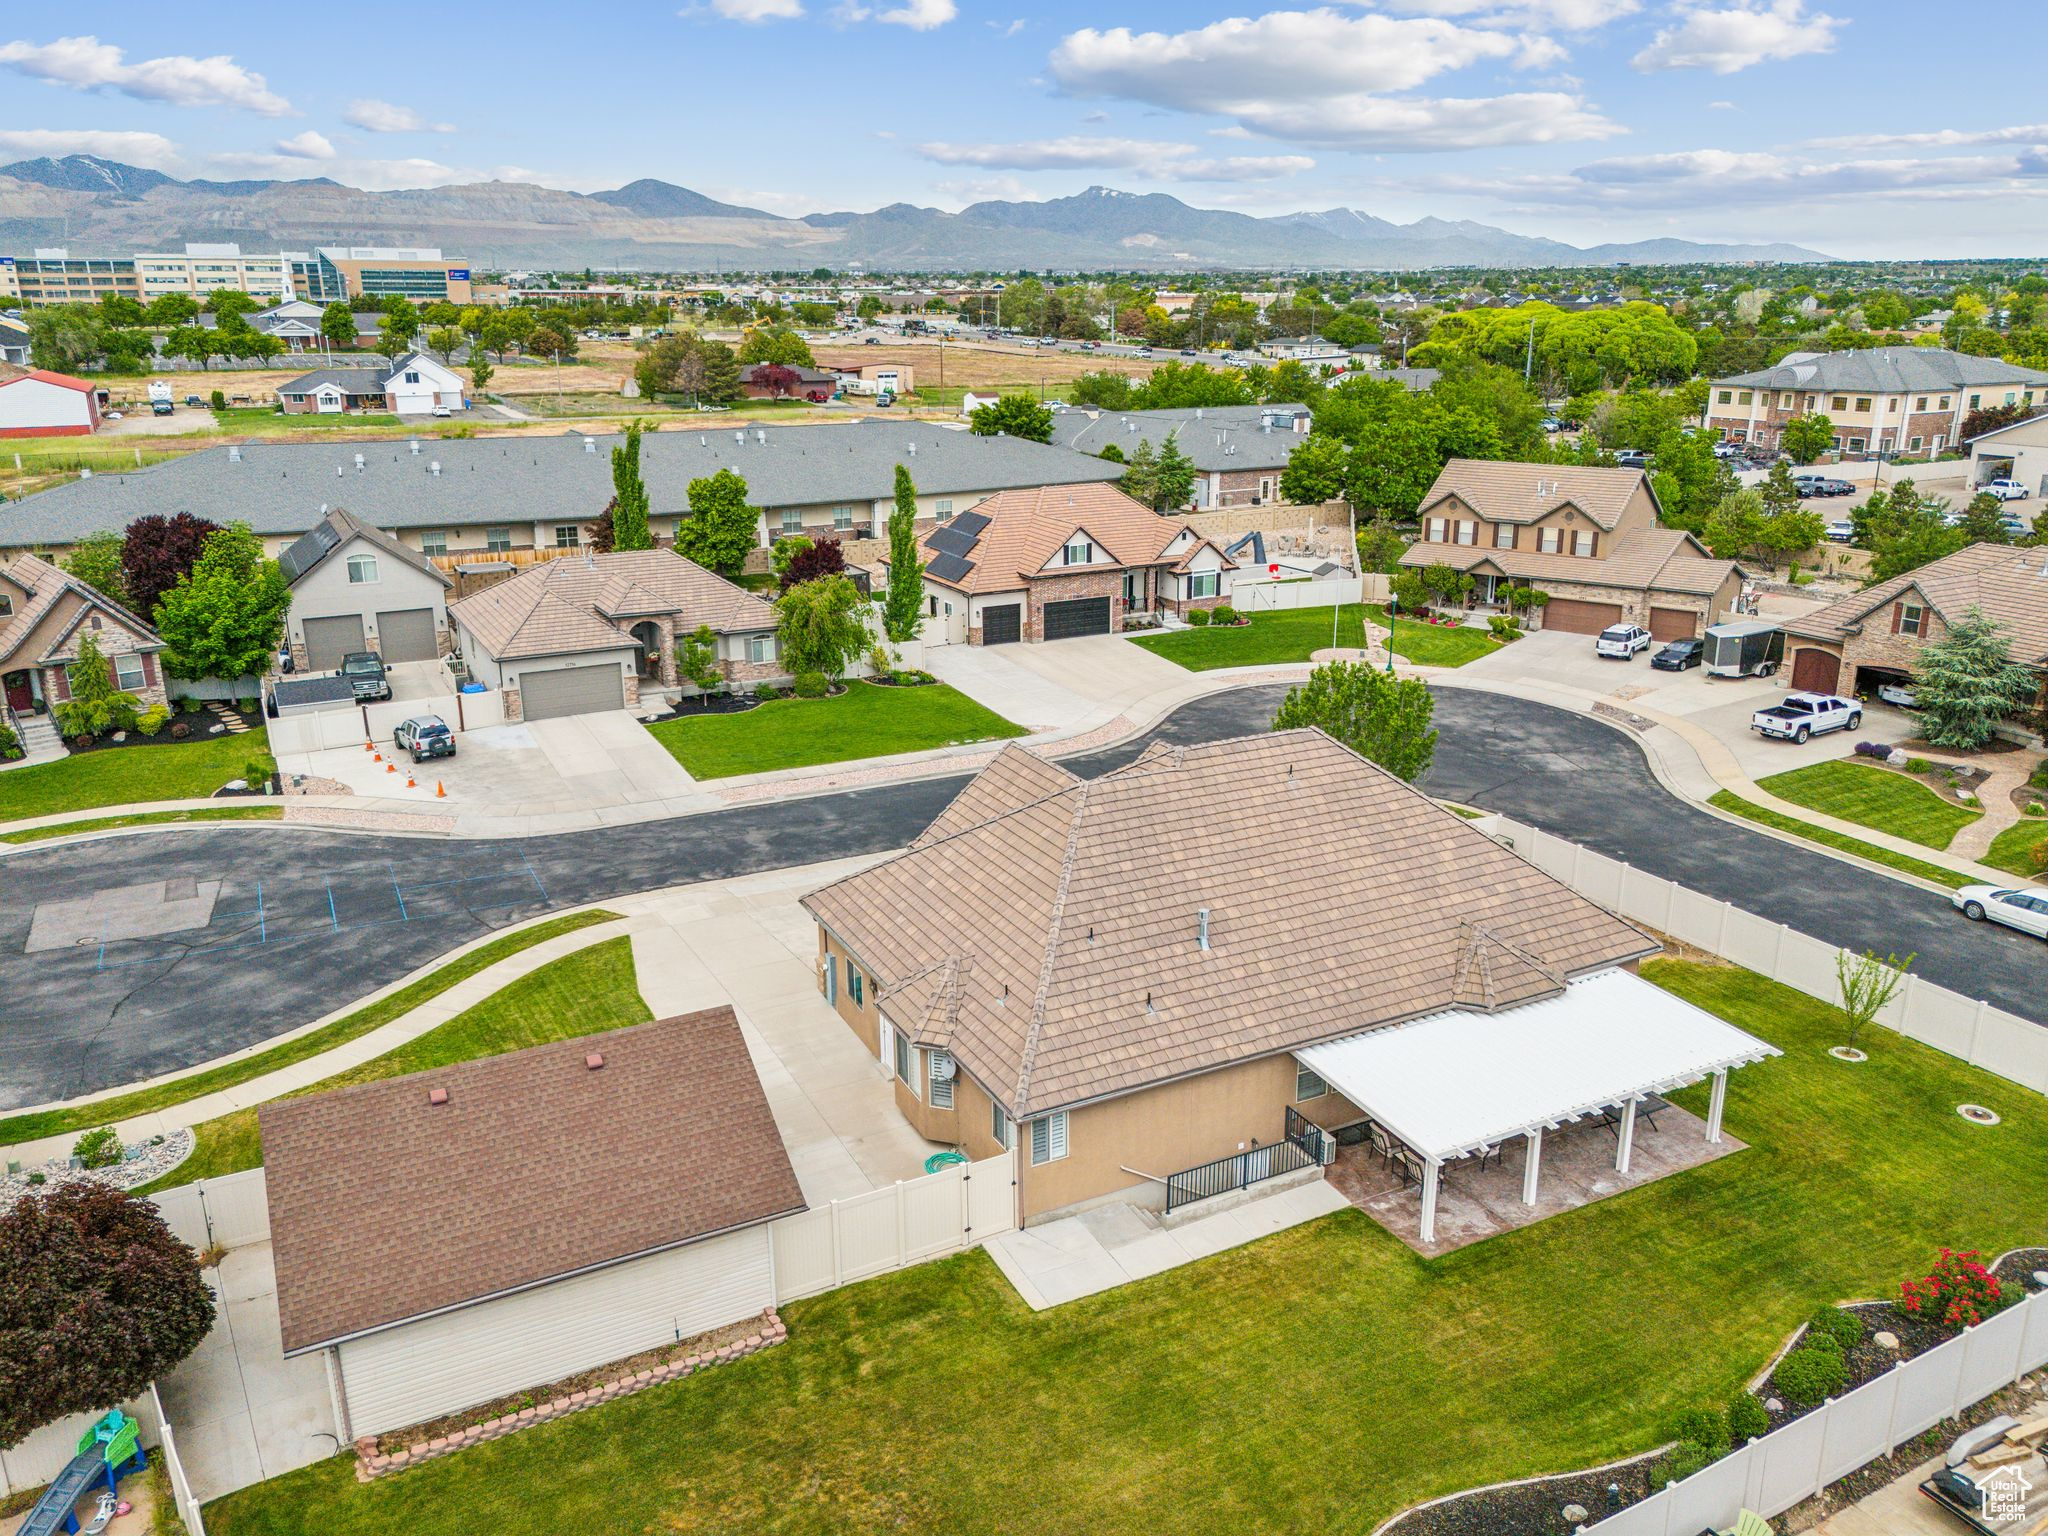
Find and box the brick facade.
[42,618,170,717]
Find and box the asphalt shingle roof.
[0,421,1125,549]
[908,482,1234,596]
[1049,405,1310,472]
[1716,347,2048,394]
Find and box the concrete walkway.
[984,1178,1349,1310]
[1950,757,2043,862]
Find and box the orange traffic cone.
[373,750,383,762]
[406,773,417,788]
[435,781,446,798]
[363,740,374,753]
[386,761,396,774]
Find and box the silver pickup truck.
[1751,691,1861,743]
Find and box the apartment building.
[1,251,138,305]
[1703,347,2048,460]
[135,244,293,300]
[2,244,470,307]
[289,248,473,305]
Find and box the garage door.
[518,664,624,722]
[376,607,438,663]
[1041,596,1112,641]
[1647,606,1698,642]
[981,604,1021,646]
[1791,648,1841,694]
[303,614,366,672]
[1542,598,1624,636]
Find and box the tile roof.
[0,421,1124,549]
[1421,459,1655,531]
[1784,541,2048,661]
[278,506,452,589]
[0,552,162,668]
[1399,525,1740,598]
[1715,346,2048,395]
[911,482,1234,596]
[1049,405,1309,472]
[450,548,775,661]
[913,743,1078,848]
[803,729,1658,1119]
[262,1008,805,1354]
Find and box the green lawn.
[0,805,282,844]
[1982,817,2048,879]
[1130,604,1499,672]
[646,681,1024,780]
[0,910,621,1147]
[140,936,649,1190]
[1708,790,1972,888]
[1755,760,1981,850]
[0,729,270,823]
[203,957,2048,1536]
[212,407,402,434]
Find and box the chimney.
[1197,907,1211,951]
[430,460,441,477]
[585,1051,604,1071]
[427,1086,449,1106]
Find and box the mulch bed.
[63,703,261,755]
[656,693,760,719]
[1385,1456,1662,1536]
[868,671,938,687]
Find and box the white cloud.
[691,0,805,20]
[837,0,957,27]
[0,35,291,115]
[273,130,335,160]
[1209,125,1255,138]
[1384,0,1638,28]
[1631,0,1841,74]
[932,175,1042,204]
[918,135,1312,180]
[343,99,456,134]
[1809,122,2048,150]
[203,151,472,189]
[1708,98,1736,108]
[1047,9,1617,150]
[988,18,1027,36]
[0,127,180,169]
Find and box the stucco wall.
[287,536,449,649]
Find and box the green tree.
[470,349,495,395]
[1151,436,1197,511]
[1758,507,1827,566]
[1649,430,1735,531]
[856,295,884,322]
[1280,434,1349,506]
[737,326,814,366]
[1069,370,1137,410]
[1356,517,1409,575]
[153,523,291,682]
[1272,661,1438,782]
[775,574,871,681]
[1868,502,1967,583]
[883,464,925,642]
[54,632,139,738]
[321,302,357,351]
[677,624,722,694]
[1912,606,2038,750]
[1119,438,1160,508]
[675,468,757,577]
[426,325,462,362]
[204,290,259,320]
[1758,461,1804,520]
[61,531,130,606]
[379,299,421,357]
[1703,490,1765,561]
[610,421,653,552]
[1346,409,1445,519]
[968,394,1055,443]
[769,535,813,581]
[1836,949,1911,1055]
[1958,491,2014,543]
[145,292,199,327]
[1781,414,1835,464]
[26,308,103,372]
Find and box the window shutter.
[142,652,158,688]
[1890,603,1902,635]
[50,665,70,703]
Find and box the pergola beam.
[1521,1126,1543,1206]
[1614,1098,1637,1175]
[1419,1156,1441,1244]
[1706,1069,1729,1144]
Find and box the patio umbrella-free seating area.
[1298,969,1780,1255]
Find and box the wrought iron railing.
[1165,1116,1324,1215]
[1284,1105,1332,1166]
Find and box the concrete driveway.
[926,634,1193,732]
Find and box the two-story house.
[1701,348,2048,461]
[1397,461,1744,639]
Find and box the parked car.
[394,714,456,762]
[339,651,392,703]
[1615,450,1651,470]
[1540,416,1561,432]
[1650,637,1704,671]
[1824,520,1856,543]
[1596,623,1654,659]
[151,399,174,416]
[1750,691,1860,743]
[864,336,882,346]
[1711,441,1742,460]
[1876,680,1918,709]
[1981,478,2030,501]
[1793,474,1855,497]
[1951,883,2048,938]
[430,404,453,418]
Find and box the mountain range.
[0,157,1831,271]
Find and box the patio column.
[1706,1069,1728,1144]
[1419,1156,1441,1245]
[1521,1127,1543,1206]
[1614,1099,1637,1175]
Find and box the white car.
[1981,478,2030,501]
[1596,624,1654,659]
[1876,681,1918,709]
[1750,691,1861,742]
[1952,883,2048,939]
[1824,520,1856,543]
[431,404,453,417]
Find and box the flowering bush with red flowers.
[1900,1248,2005,1332]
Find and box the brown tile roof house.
[1421,459,1651,530]
[918,482,1235,596]
[262,1008,805,1357]
[450,549,775,662]
[804,730,1657,1124]
[1787,541,2048,661]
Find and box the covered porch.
[1296,969,1778,1257]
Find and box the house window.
[779,509,803,535]
[934,499,954,519]
[404,370,420,384]
[485,527,512,553]
[1296,1065,1327,1100]
[1573,530,1595,557]
[1854,398,1871,413]
[833,506,856,531]
[928,595,938,617]
[420,530,449,557]
[1063,538,1093,566]
[346,554,378,584]
[1899,602,1924,637]
[1736,391,1752,406]
[1454,521,1477,546]
[1916,397,1928,412]
[1187,570,1219,600]
[1426,516,1447,542]
[849,967,863,1007]
[113,654,145,691]
[929,1051,954,1109]
[893,1028,916,1095]
[1831,396,1849,412]
[1848,438,1866,452]
[1716,389,1731,405]
[1539,527,1561,554]
[1781,393,1796,408]
[1029,1111,1068,1166]
[1968,394,1981,410]
[1908,436,1922,451]
[1494,524,1515,549]
[2006,392,2019,406]
[991,1100,1012,1150]
[746,633,777,664]
[1887,399,1899,413]
[1939,396,1951,410]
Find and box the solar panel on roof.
[278,520,340,583]
[947,510,991,537]
[926,552,975,584]
[928,525,979,558]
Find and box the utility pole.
[1524,317,1536,383]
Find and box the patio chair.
[1393,1145,1427,1189]
[1368,1122,1395,1169]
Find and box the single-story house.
[1780,540,2048,704]
[892,481,1237,645]
[1050,405,1311,510]
[1398,459,1744,638]
[279,507,455,671]
[0,365,101,438]
[261,1008,805,1439]
[277,352,464,416]
[448,548,782,721]
[803,730,1777,1236]
[738,362,839,401]
[1965,410,2048,498]
[0,553,168,751]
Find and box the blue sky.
[1,5,2042,259]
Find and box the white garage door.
[376,608,438,663]
[336,1226,775,1436]
[518,664,624,722]
[303,614,366,672]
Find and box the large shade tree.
[1272,661,1438,782]
[154,524,291,682]
[121,513,220,619]
[1912,606,2038,750]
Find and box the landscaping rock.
[1886,750,1908,767]
[1562,1503,1589,1523]
[1874,1330,1900,1350]
[1766,1397,1784,1413]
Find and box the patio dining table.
[1600,1093,1671,1136]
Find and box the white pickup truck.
[1750,691,1862,743]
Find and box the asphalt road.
[3,687,2039,1111]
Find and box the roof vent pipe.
[430,461,441,476]
[79,466,91,479]
[734,430,746,445]
[409,438,420,455]
[583,437,595,453]
[228,445,242,462]
[756,429,767,445]
[1197,908,1211,951]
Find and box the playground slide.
[14,1410,145,1536]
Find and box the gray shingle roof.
[277,366,390,397]
[0,421,1126,548]
[1716,347,2048,394]
[1049,405,1309,472]
[280,506,453,589]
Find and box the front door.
[3,670,31,712]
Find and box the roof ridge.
[1013,784,1090,1116]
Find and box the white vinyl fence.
[772,1150,1016,1302]
[1480,815,2048,1096]
[149,1167,272,1254]
[1581,1286,2048,1535]
[152,1383,208,1536]
[266,686,506,755]
[1231,575,1380,613]
[168,675,263,704]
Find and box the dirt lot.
[814,339,1160,397]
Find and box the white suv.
[1595,624,1654,659]
[1751,692,1861,743]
